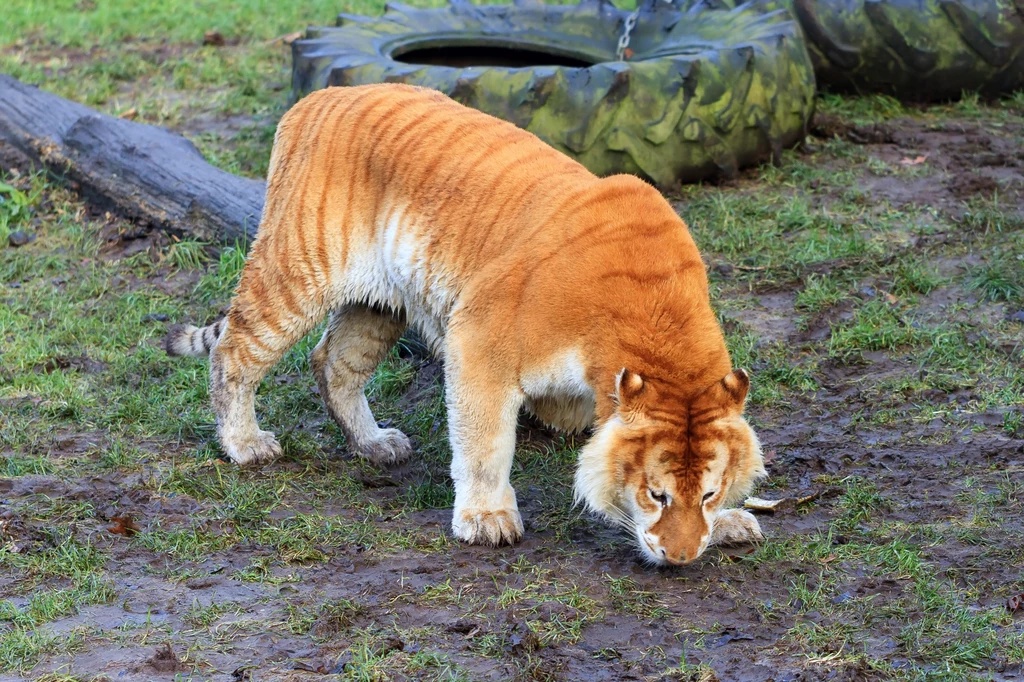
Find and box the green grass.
[1,0,449,178]
[795,273,850,314]
[2,122,1023,676]
[818,93,907,123]
[0,177,44,245]
[0,576,116,628]
[2,0,392,46]
[968,253,1024,303]
[751,524,1024,680]
[2,4,1024,678]
[0,627,86,674]
[605,575,669,619]
[684,188,888,283]
[0,523,115,674]
[182,599,241,628]
[165,238,209,271]
[828,299,924,355]
[1,538,108,586]
[133,523,239,561]
[725,330,818,406]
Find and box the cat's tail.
[164,319,226,357]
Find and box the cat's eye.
[649,489,669,507]
[702,491,717,503]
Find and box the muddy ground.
[2,96,1024,682]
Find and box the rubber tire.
[691,0,1024,101]
[291,0,816,186]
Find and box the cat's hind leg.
[311,304,412,464]
[206,243,327,466]
[524,395,595,433]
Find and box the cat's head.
[574,368,766,565]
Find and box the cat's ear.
[693,369,750,413]
[613,368,646,412]
[720,368,750,405]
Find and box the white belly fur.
[345,209,595,431]
[338,206,456,353]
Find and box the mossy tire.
[695,0,1024,101]
[291,0,816,186]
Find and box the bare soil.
[8,424,1022,681]
[2,106,1023,681]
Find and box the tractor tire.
[291,0,816,186]
[687,0,1024,101]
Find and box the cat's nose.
[666,539,703,565]
[656,546,697,566]
[647,532,701,565]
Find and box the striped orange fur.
[165,84,766,564]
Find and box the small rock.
[185,577,219,590]
[145,643,183,673]
[447,619,476,634]
[142,313,170,323]
[329,652,353,674]
[831,591,853,605]
[8,230,35,247]
[203,30,226,46]
[231,665,254,681]
[507,623,539,655]
[536,601,580,622]
[1007,310,1024,325]
[378,636,403,655]
[120,227,149,241]
[712,628,754,647]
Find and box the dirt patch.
[812,111,1024,217]
[4,100,1024,681]
[948,173,1001,199]
[721,293,801,344]
[32,354,107,375]
[9,376,1022,681]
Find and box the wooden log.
[0,74,265,243]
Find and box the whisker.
[605,504,634,531]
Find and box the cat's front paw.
[711,508,764,547]
[452,508,524,547]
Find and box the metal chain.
[615,0,672,62]
[615,8,641,61]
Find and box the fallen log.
[0,74,264,243]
